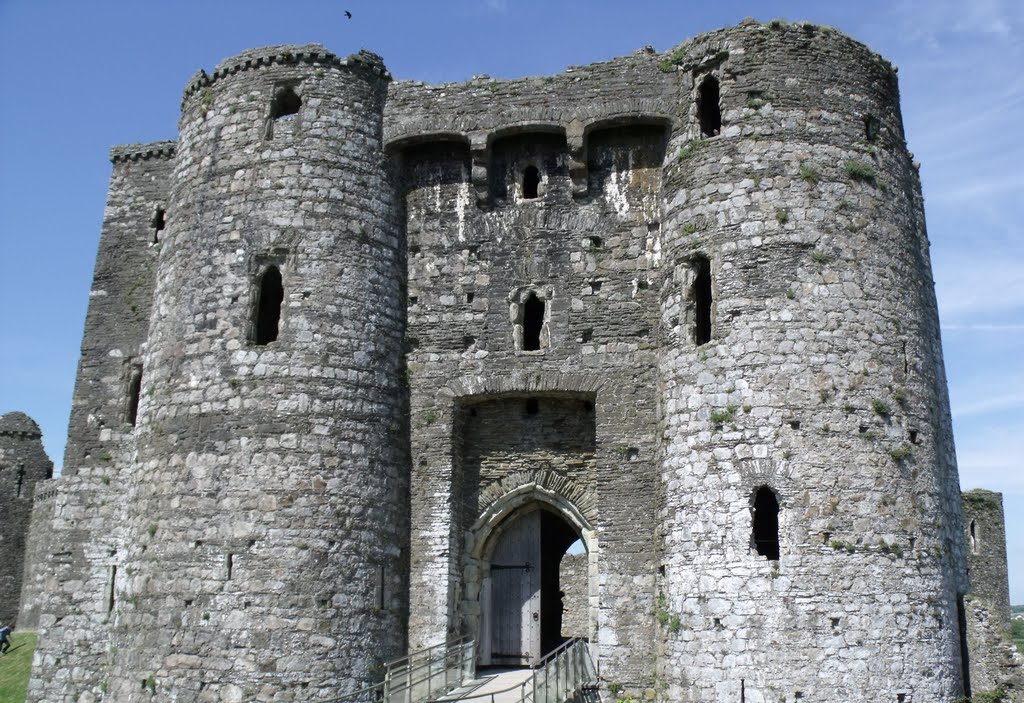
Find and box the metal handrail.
[325,637,475,703]
[434,638,596,703]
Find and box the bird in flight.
[344,10,352,18]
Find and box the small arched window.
[523,293,545,351]
[969,519,979,554]
[522,166,540,199]
[697,75,722,138]
[692,256,712,346]
[253,266,284,345]
[752,486,780,560]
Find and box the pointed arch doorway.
[477,502,591,667]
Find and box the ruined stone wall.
[62,144,172,472]
[0,413,52,625]
[962,490,1020,699]
[559,552,588,640]
[964,490,1012,631]
[965,597,1024,701]
[388,47,674,684]
[656,21,967,702]
[23,144,173,703]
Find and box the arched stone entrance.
[464,485,597,667]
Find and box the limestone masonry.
[5,18,1022,702]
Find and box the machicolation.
[5,18,1022,703]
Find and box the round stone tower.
[656,21,967,702]
[106,46,408,701]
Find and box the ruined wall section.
[0,413,52,625]
[656,21,967,702]
[387,49,677,686]
[62,143,173,472]
[25,143,174,702]
[99,46,408,702]
[964,490,1012,631]
[962,490,1021,698]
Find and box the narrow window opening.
[151,208,165,244]
[969,520,978,554]
[126,365,143,426]
[957,594,972,698]
[522,165,540,199]
[693,256,712,345]
[15,466,24,498]
[522,293,544,351]
[864,114,880,143]
[697,75,722,137]
[271,87,301,120]
[107,565,117,613]
[375,565,385,610]
[225,553,234,581]
[253,266,284,345]
[466,292,475,303]
[525,398,539,415]
[752,486,780,560]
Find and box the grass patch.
[799,164,820,185]
[844,160,876,185]
[677,139,706,161]
[871,399,891,417]
[0,631,37,702]
[709,405,737,425]
[1012,618,1024,650]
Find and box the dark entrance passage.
[482,505,585,666]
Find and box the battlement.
[0,411,42,438]
[181,44,389,108]
[109,140,177,164]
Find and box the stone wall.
[100,46,409,702]
[0,413,52,625]
[393,50,670,679]
[24,143,174,703]
[964,490,1012,631]
[655,21,967,702]
[963,490,1021,700]
[559,552,588,640]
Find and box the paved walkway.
[434,667,534,703]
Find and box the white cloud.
[953,391,1024,419]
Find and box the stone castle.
[3,18,1021,702]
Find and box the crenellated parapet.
[109,140,177,163]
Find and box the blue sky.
[1,0,1021,601]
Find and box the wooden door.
[487,510,541,666]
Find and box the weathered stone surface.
[0,413,52,625]
[15,19,1002,703]
[963,490,1023,700]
